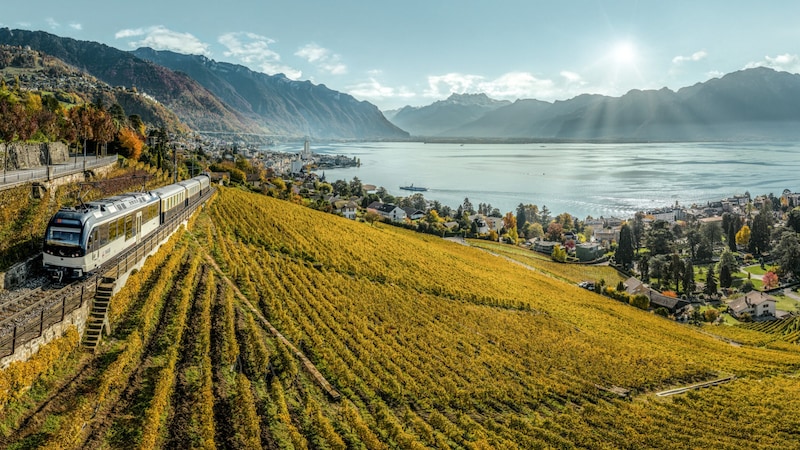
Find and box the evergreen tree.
[749,210,771,254]
[516,203,527,235]
[705,265,718,296]
[683,260,696,294]
[615,223,635,270]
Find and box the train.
[42,174,211,280]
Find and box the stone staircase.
[82,278,115,350]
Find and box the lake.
[273,141,800,219]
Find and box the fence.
[0,188,213,358]
[0,155,118,191]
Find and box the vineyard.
[2,186,800,448]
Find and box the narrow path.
[655,376,736,397]
[202,253,342,400]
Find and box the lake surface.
[273,141,800,219]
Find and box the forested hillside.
[2,187,800,448]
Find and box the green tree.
[524,222,544,239]
[349,176,363,196]
[632,212,646,251]
[539,205,551,225]
[705,264,718,296]
[516,203,527,234]
[670,253,684,292]
[718,249,737,288]
[629,294,650,310]
[686,228,702,260]
[787,208,800,233]
[683,260,696,294]
[647,221,674,256]
[774,232,800,281]
[700,222,723,248]
[615,223,635,270]
[749,210,771,255]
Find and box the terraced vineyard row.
[738,316,800,344]
[4,186,800,448]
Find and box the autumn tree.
[118,127,144,161]
[546,221,563,242]
[735,225,751,249]
[762,271,779,289]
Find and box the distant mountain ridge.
[0,28,408,140]
[387,93,511,137]
[392,68,800,141]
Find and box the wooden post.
[10,325,17,356]
[61,296,66,321]
[39,309,45,337]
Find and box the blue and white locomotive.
[43,174,211,279]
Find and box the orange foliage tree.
[118,127,144,161]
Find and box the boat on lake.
[400,184,428,192]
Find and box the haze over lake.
[283,142,800,219]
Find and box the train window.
[109,220,117,240]
[125,215,134,240]
[117,218,124,238]
[99,224,109,246]
[47,227,81,246]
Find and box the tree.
[551,244,567,262]
[749,210,771,254]
[524,222,544,239]
[632,212,645,251]
[683,260,696,294]
[735,225,751,249]
[546,222,563,242]
[718,249,737,289]
[686,229,702,260]
[647,221,674,256]
[462,197,475,215]
[516,203,527,234]
[364,210,381,226]
[787,208,800,233]
[774,232,800,281]
[615,223,635,270]
[539,205,551,225]
[700,222,723,248]
[704,265,718,296]
[424,209,442,224]
[629,294,650,310]
[762,271,779,289]
[649,255,669,287]
[349,177,363,196]
[638,255,649,281]
[117,127,144,161]
[332,179,350,197]
[503,211,517,233]
[670,253,684,292]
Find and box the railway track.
[0,281,71,323]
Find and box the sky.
[3,1,800,111]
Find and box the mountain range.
[0,28,408,140]
[388,67,800,141]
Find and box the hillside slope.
[132,48,410,140]
[3,187,800,448]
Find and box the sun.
[611,41,637,65]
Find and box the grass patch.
[774,294,800,313]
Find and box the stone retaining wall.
[1,142,69,170]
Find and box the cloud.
[745,53,800,73]
[347,78,415,101]
[69,23,82,31]
[218,31,301,79]
[424,71,559,100]
[706,70,724,79]
[672,51,707,64]
[560,71,585,84]
[45,18,59,30]
[115,25,211,56]
[295,43,347,75]
[17,22,31,28]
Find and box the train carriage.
[43,174,211,280]
[43,192,160,279]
